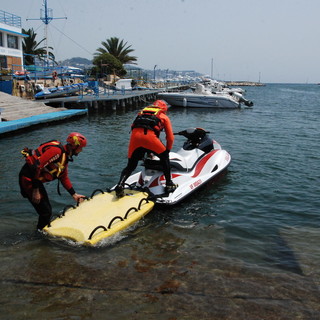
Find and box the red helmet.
[66,132,87,149]
[152,100,168,113]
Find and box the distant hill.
[58,57,93,69]
[57,57,204,79]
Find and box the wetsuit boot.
[115,169,131,198]
[159,151,178,194]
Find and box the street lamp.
[165,69,169,89]
[153,65,157,82]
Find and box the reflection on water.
[0,84,320,318]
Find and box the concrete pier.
[0,92,87,137]
[37,89,161,111]
[0,88,162,137]
[0,91,66,121]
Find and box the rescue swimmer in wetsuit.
[19,132,87,230]
[115,99,177,198]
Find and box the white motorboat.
[203,79,245,95]
[158,83,253,109]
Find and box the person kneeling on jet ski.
[115,100,177,198]
[19,132,87,230]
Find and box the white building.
[0,10,27,73]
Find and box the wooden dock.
[0,88,165,137]
[37,89,162,110]
[0,91,66,121]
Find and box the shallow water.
[0,84,319,319]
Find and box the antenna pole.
[27,0,67,67]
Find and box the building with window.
[0,10,27,73]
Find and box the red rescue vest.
[131,107,164,134]
[22,140,67,180]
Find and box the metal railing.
[0,10,21,28]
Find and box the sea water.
[0,83,319,319]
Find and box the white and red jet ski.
[123,128,231,205]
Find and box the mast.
[27,0,67,67]
[42,0,52,67]
[211,58,213,79]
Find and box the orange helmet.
[66,132,87,150]
[152,100,168,113]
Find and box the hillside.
[58,57,93,69]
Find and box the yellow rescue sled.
[43,189,154,246]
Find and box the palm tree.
[95,37,137,65]
[22,28,56,66]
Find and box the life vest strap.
[132,107,162,134]
[22,141,67,180]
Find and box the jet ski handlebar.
[174,128,213,152]
[174,127,210,139]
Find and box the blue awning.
[0,27,28,37]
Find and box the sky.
[2,0,320,83]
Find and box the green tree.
[95,37,137,65]
[92,52,126,78]
[22,28,56,65]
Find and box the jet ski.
[121,128,231,205]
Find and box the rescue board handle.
[61,204,76,216]
[138,198,150,210]
[76,196,89,207]
[88,226,107,240]
[90,189,105,198]
[47,204,76,227]
[124,207,138,219]
[108,216,124,229]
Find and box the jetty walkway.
[38,88,161,110]
[0,88,162,137]
[0,92,87,137]
[0,92,67,121]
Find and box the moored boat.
[158,83,253,109]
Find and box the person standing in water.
[19,132,87,230]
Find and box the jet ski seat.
[143,158,189,172]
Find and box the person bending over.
[19,132,87,230]
[115,100,177,197]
